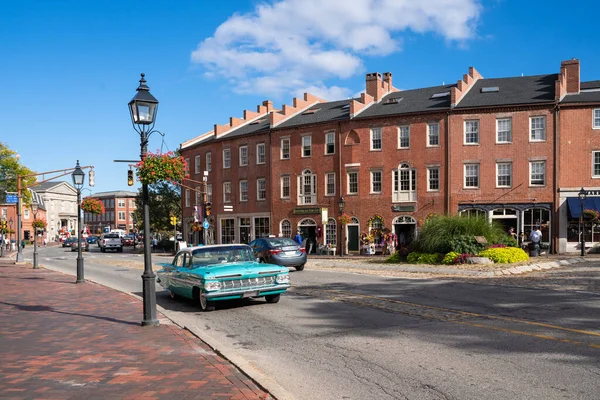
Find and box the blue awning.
[567,197,600,218]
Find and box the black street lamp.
[72,161,85,283]
[8,218,13,250]
[579,187,587,257]
[129,73,160,327]
[0,217,5,258]
[31,199,39,269]
[338,196,346,257]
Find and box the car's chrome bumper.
[205,283,291,298]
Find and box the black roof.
[581,80,600,90]
[276,99,352,129]
[561,80,600,104]
[218,116,271,140]
[455,74,557,109]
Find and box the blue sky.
[1,0,598,194]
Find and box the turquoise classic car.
[156,244,291,311]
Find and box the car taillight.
[269,249,282,255]
[299,247,306,253]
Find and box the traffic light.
[1,220,6,230]
[204,202,212,216]
[127,169,134,186]
[170,216,177,226]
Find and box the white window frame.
[427,167,440,192]
[239,146,248,167]
[427,123,440,147]
[594,109,600,129]
[302,135,312,158]
[398,126,410,149]
[464,120,479,145]
[256,143,266,164]
[530,116,546,141]
[464,163,480,188]
[194,155,201,174]
[185,189,190,207]
[118,211,126,221]
[370,170,382,193]
[206,152,212,172]
[496,162,512,188]
[184,158,190,176]
[281,175,290,199]
[347,171,358,194]
[593,151,600,177]
[325,132,335,155]
[257,178,266,201]
[297,169,317,205]
[496,118,512,144]
[223,149,231,169]
[280,219,292,238]
[223,182,231,203]
[281,137,290,160]
[529,161,546,186]
[325,172,336,196]
[370,127,382,151]
[118,199,125,207]
[240,180,248,202]
[392,163,416,202]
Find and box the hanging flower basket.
[583,209,599,221]
[338,213,351,225]
[32,218,47,230]
[135,151,188,185]
[81,197,105,215]
[191,222,203,232]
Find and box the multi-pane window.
[257,143,266,164]
[254,217,270,239]
[118,211,125,221]
[325,172,335,196]
[281,175,290,198]
[223,182,231,203]
[530,161,546,186]
[371,127,382,150]
[348,171,358,194]
[371,170,382,193]
[393,164,416,202]
[497,118,512,143]
[206,152,212,172]
[326,218,337,246]
[281,138,290,159]
[223,149,231,169]
[593,151,600,177]
[428,123,440,146]
[530,116,546,141]
[427,167,440,191]
[281,220,292,238]
[239,146,248,166]
[302,136,312,157]
[464,164,479,188]
[185,189,190,207]
[325,132,335,154]
[118,199,125,207]
[594,109,600,129]
[257,178,266,200]
[207,184,212,203]
[398,126,410,148]
[240,180,248,202]
[496,162,512,187]
[298,169,317,204]
[465,120,479,144]
[194,155,201,174]
[221,218,235,244]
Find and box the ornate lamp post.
[0,216,5,258]
[72,161,86,283]
[8,218,13,250]
[31,199,39,269]
[129,73,160,327]
[579,187,587,257]
[338,196,346,257]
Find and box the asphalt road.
[30,245,600,400]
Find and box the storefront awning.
[566,197,600,218]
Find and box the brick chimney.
[366,73,385,101]
[562,59,580,94]
[450,66,482,107]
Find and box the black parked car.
[70,238,89,252]
[62,237,76,248]
[249,237,306,271]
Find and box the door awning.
[566,197,600,218]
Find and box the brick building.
[180,58,599,254]
[83,191,137,235]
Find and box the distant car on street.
[86,236,98,244]
[249,237,307,271]
[62,237,76,248]
[122,235,135,246]
[70,238,89,252]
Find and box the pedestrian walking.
[294,230,302,245]
[43,237,47,247]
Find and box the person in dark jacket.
[294,230,302,245]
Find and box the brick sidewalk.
[0,261,272,400]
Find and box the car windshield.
[266,238,298,247]
[190,246,255,267]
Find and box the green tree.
[0,142,37,205]
[133,181,181,234]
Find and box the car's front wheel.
[295,264,305,271]
[265,294,280,303]
[194,287,215,311]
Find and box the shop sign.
[293,207,321,215]
[391,205,415,212]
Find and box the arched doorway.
[347,217,360,254]
[298,218,317,254]
[392,215,416,248]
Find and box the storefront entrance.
[299,218,317,254]
[392,216,416,248]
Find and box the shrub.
[407,252,443,264]
[448,235,485,255]
[478,247,529,264]
[384,252,402,263]
[442,251,460,265]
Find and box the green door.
[347,225,359,252]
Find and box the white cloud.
[191,0,481,100]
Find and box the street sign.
[5,194,18,204]
[203,219,209,229]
